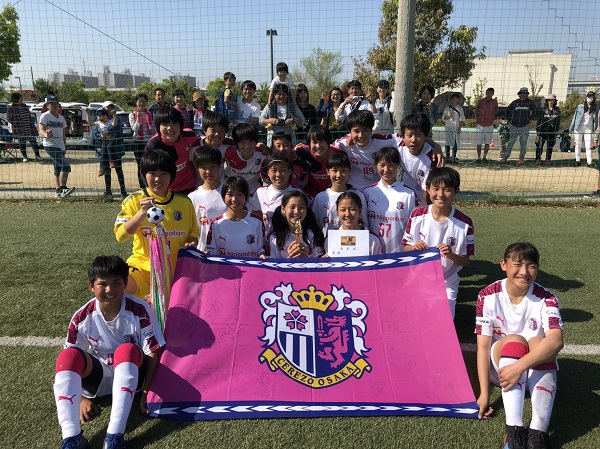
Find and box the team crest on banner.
[259,284,371,388]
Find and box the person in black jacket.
[535,93,561,166]
[501,87,537,165]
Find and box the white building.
[460,50,572,105]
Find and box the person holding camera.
[334,79,375,124]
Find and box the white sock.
[499,357,527,427]
[54,370,81,439]
[107,362,138,435]
[528,369,557,432]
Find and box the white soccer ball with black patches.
[146,206,165,224]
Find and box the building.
[460,50,573,105]
[48,69,99,88]
[98,66,150,89]
[169,73,197,87]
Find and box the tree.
[0,5,20,82]
[292,48,343,105]
[559,90,582,126]
[33,78,60,101]
[525,64,544,100]
[58,81,89,103]
[353,0,485,99]
[205,77,225,107]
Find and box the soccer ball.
[147,206,165,224]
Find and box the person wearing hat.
[535,93,561,166]
[38,95,75,198]
[373,79,394,134]
[569,91,598,167]
[501,87,537,165]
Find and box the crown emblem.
[292,285,334,311]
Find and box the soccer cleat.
[103,433,126,449]
[527,429,552,449]
[518,158,525,165]
[503,425,528,449]
[60,187,75,198]
[60,432,88,449]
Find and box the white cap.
[102,100,115,108]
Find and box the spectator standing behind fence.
[373,80,395,134]
[236,80,261,126]
[172,89,193,130]
[318,87,345,140]
[38,95,74,198]
[7,92,42,162]
[501,87,537,165]
[191,91,208,133]
[129,93,154,189]
[295,84,318,143]
[148,88,170,117]
[442,93,465,163]
[475,88,498,162]
[413,85,439,138]
[569,91,598,167]
[99,101,127,199]
[535,94,561,167]
[260,84,304,147]
[334,79,375,124]
[496,115,511,156]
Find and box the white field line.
[0,336,599,356]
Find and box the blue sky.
[3,0,598,89]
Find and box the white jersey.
[40,111,67,150]
[65,295,165,366]
[205,211,266,257]
[333,133,403,190]
[398,142,435,205]
[267,229,324,258]
[311,188,368,237]
[246,185,299,237]
[401,205,475,290]
[475,280,563,344]
[324,227,383,256]
[236,98,261,123]
[223,145,265,194]
[188,185,228,250]
[363,181,417,254]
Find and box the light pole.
[266,29,278,80]
[15,76,22,94]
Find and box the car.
[30,102,94,149]
[88,102,124,112]
[87,107,134,148]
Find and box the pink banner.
[147,249,478,420]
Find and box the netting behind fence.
[1,0,599,199]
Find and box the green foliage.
[354,0,485,98]
[205,77,225,107]
[135,79,197,105]
[468,77,488,108]
[87,86,111,103]
[255,82,270,108]
[559,90,583,125]
[0,5,20,82]
[292,48,343,105]
[33,78,59,101]
[57,80,89,104]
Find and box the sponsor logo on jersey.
[528,317,538,331]
[259,284,371,388]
